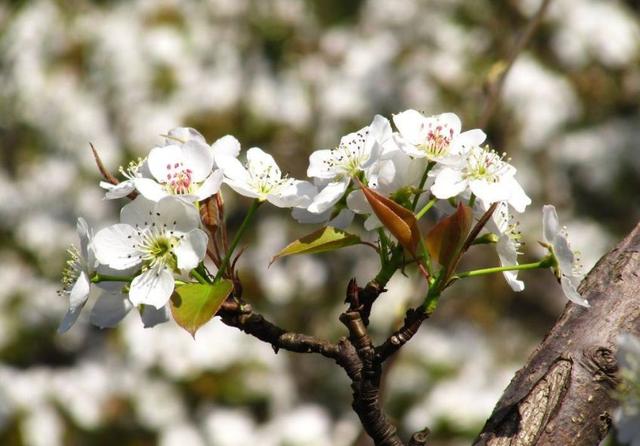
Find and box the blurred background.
[0,0,639,445]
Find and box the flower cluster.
[59,113,589,333]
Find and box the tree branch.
[477,0,552,128]
[375,308,430,363]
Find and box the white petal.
[291,207,332,224]
[224,179,261,199]
[77,218,91,263]
[346,190,371,214]
[431,168,467,199]
[156,196,201,233]
[121,195,157,227]
[93,224,141,270]
[496,237,524,292]
[166,127,206,144]
[183,140,214,182]
[505,178,531,213]
[212,135,241,160]
[267,180,316,208]
[393,109,427,145]
[560,275,589,307]
[174,229,208,270]
[133,178,168,202]
[148,145,184,183]
[451,129,486,155]
[307,179,349,213]
[57,271,91,333]
[469,179,510,205]
[542,205,560,244]
[362,115,390,168]
[553,234,576,277]
[90,290,133,328]
[307,149,337,179]
[129,268,175,309]
[435,112,462,135]
[363,214,383,231]
[140,304,170,328]
[247,147,281,178]
[329,209,354,229]
[217,154,250,183]
[196,170,224,201]
[101,181,136,199]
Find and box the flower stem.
[415,197,437,220]
[213,199,261,282]
[411,161,435,211]
[191,268,210,285]
[91,273,134,283]
[455,260,547,279]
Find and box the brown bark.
[474,222,640,446]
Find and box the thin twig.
[477,0,553,128]
[90,143,119,185]
[375,308,430,363]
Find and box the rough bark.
[474,222,640,446]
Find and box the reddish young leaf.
[357,179,420,255]
[425,203,472,276]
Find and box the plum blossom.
[542,205,589,307]
[57,218,98,333]
[431,145,531,213]
[93,196,207,309]
[217,147,315,208]
[305,115,390,214]
[392,110,486,164]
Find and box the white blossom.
[93,196,207,309]
[542,205,589,307]
[431,145,531,213]
[57,218,97,333]
[306,115,389,213]
[100,157,150,200]
[392,109,486,164]
[217,147,315,208]
[134,133,224,202]
[485,202,525,292]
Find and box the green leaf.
[170,281,233,337]
[357,179,420,256]
[425,203,472,276]
[270,226,362,265]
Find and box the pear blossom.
[392,110,486,163]
[93,196,208,309]
[542,205,589,307]
[217,147,315,208]
[306,115,390,214]
[431,145,531,212]
[57,218,97,333]
[133,137,224,203]
[90,285,134,328]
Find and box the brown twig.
[477,0,553,129]
[375,308,430,363]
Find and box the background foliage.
[0,0,639,445]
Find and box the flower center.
[247,162,291,197]
[138,228,179,270]
[119,157,145,180]
[420,124,454,158]
[322,129,370,176]
[59,245,82,294]
[164,162,193,195]
[463,148,509,183]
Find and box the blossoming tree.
[58,108,605,445]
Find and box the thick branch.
[474,221,640,446]
[218,301,340,359]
